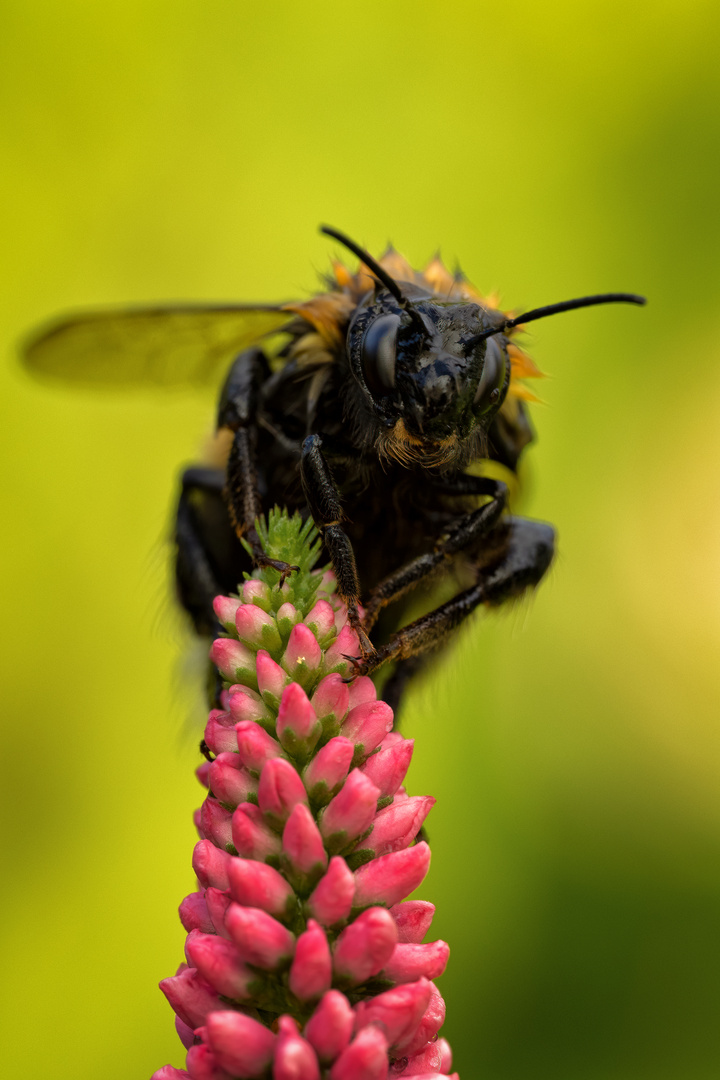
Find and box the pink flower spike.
[213,595,242,632]
[227,687,274,733]
[320,770,381,852]
[311,674,350,738]
[242,578,272,611]
[206,1011,275,1078]
[204,887,232,938]
[274,1018,321,1080]
[346,676,376,709]
[235,603,282,655]
[179,891,213,934]
[185,1043,233,1080]
[382,940,449,984]
[328,1026,389,1080]
[305,598,336,643]
[355,796,435,858]
[282,623,323,688]
[209,637,258,690]
[288,919,332,1001]
[353,978,432,1053]
[276,682,322,760]
[303,736,354,806]
[307,856,355,926]
[389,901,436,943]
[184,930,257,1000]
[258,756,308,830]
[341,700,394,763]
[192,840,232,892]
[402,980,446,1055]
[234,720,284,775]
[283,803,328,877]
[204,710,238,756]
[200,798,234,850]
[353,842,431,909]
[332,907,398,985]
[256,649,291,709]
[225,903,295,969]
[359,738,414,799]
[321,624,360,677]
[231,802,282,861]
[151,1067,191,1080]
[304,990,354,1064]
[227,857,295,920]
[207,755,258,810]
[159,967,225,1029]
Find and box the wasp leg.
[353,516,555,678]
[300,433,374,658]
[175,468,227,636]
[363,480,508,633]
[220,347,299,583]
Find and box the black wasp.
[24,226,645,713]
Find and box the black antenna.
[463,292,647,350]
[320,225,407,304]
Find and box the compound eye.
[361,313,402,396]
[473,337,506,413]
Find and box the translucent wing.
[22,304,293,388]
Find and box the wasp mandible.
[24,226,645,711]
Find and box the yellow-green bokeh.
[2,2,719,1077]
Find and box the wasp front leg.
[300,433,374,659]
[354,516,555,678]
[220,346,299,584]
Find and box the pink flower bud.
[204,887,232,938]
[197,761,211,789]
[208,753,258,809]
[184,930,257,1000]
[200,798,234,850]
[346,676,376,709]
[389,901,435,943]
[282,623,323,687]
[242,579,272,610]
[353,843,431,909]
[355,796,434,858]
[303,737,354,805]
[227,687,274,733]
[359,738,414,799]
[306,856,355,926]
[321,625,360,676]
[341,701,394,762]
[258,757,308,829]
[206,1011,275,1077]
[185,1042,233,1080]
[438,1038,453,1073]
[204,710,238,755]
[283,804,327,877]
[311,674,350,737]
[288,919,332,1001]
[320,770,381,852]
[209,638,258,689]
[304,990,354,1064]
[213,595,242,632]
[276,682,322,759]
[354,978,432,1053]
[159,967,225,1028]
[234,720,284,774]
[401,1038,449,1075]
[332,907,398,984]
[227,857,295,919]
[235,604,282,654]
[231,802,282,861]
[193,840,232,891]
[273,1020,321,1080]
[179,891,213,933]
[225,903,295,969]
[401,981,446,1055]
[276,601,301,636]
[382,940,449,984]
[256,649,291,708]
[152,1066,191,1080]
[305,599,336,643]
[328,1027,389,1080]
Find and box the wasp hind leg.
[353,516,555,678]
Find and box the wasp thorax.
[348,294,509,444]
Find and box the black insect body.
[24,226,645,711]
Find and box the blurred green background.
[1,1,719,1077]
